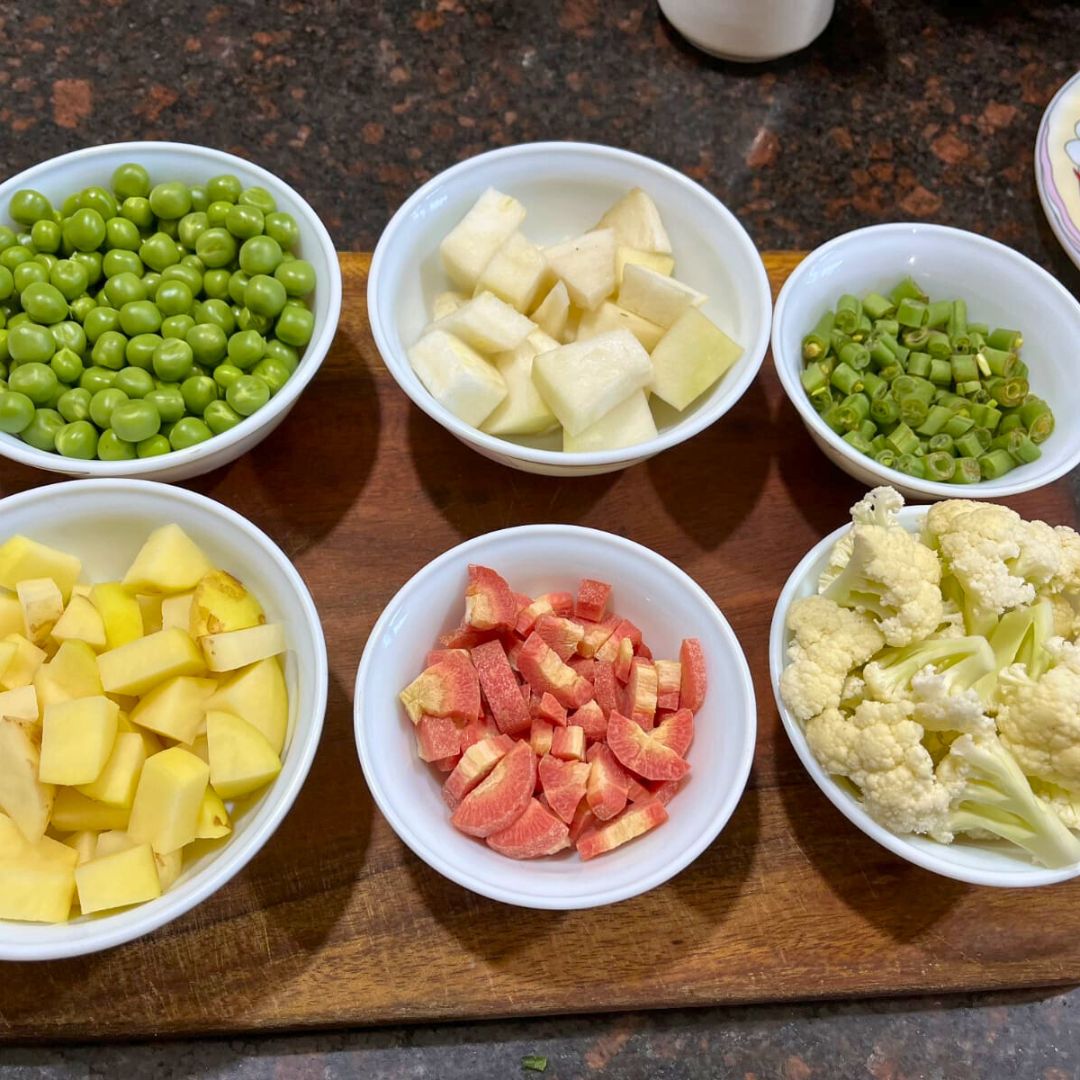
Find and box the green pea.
[238,235,283,277]
[194,227,238,269]
[96,429,137,461]
[206,200,233,228]
[180,374,217,416]
[105,215,141,252]
[161,314,195,340]
[139,232,180,273]
[120,195,154,229]
[55,420,99,459]
[161,262,202,295]
[207,174,242,203]
[112,163,151,201]
[238,186,276,215]
[225,204,264,241]
[226,271,249,306]
[50,346,83,384]
[227,329,265,370]
[34,252,59,271]
[180,252,205,272]
[202,399,241,435]
[274,257,316,297]
[58,194,80,220]
[154,279,194,317]
[177,211,209,249]
[240,308,276,335]
[71,250,103,286]
[6,313,32,331]
[10,190,53,226]
[0,391,35,433]
[242,273,287,319]
[0,227,16,252]
[274,304,314,347]
[79,366,116,393]
[83,306,120,344]
[91,330,128,371]
[0,329,8,364]
[19,282,67,325]
[13,262,48,292]
[63,208,106,252]
[141,271,162,294]
[186,322,228,366]
[49,259,89,302]
[226,374,270,417]
[109,398,161,442]
[149,181,191,221]
[0,246,34,271]
[20,407,64,451]
[56,387,91,423]
[16,232,37,250]
[152,338,194,382]
[0,266,12,302]
[114,366,155,399]
[102,249,143,279]
[125,333,161,370]
[252,356,291,395]
[169,415,213,450]
[9,361,59,404]
[145,386,186,423]
[136,433,171,458]
[200,268,230,300]
[7,324,55,364]
[118,300,161,337]
[79,186,118,220]
[30,218,61,254]
[69,295,96,323]
[49,321,87,357]
[103,271,146,309]
[263,211,300,251]
[212,363,243,391]
[89,387,129,429]
[196,298,235,335]
[189,184,209,213]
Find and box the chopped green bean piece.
[862,292,894,320]
[987,328,1022,352]
[842,430,874,454]
[802,310,834,361]
[897,453,926,478]
[890,276,928,305]
[896,297,927,328]
[944,413,975,438]
[928,357,952,385]
[829,362,864,395]
[978,449,1016,480]
[1018,398,1054,443]
[886,421,919,455]
[870,394,900,426]
[950,457,982,484]
[925,450,957,482]
[916,404,952,436]
[905,351,931,378]
[1009,433,1042,464]
[928,432,954,454]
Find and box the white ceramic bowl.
[1035,69,1080,273]
[367,142,772,477]
[0,142,342,482]
[354,525,756,907]
[0,480,328,960]
[772,223,1080,501]
[769,504,1080,887]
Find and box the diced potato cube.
[205,658,287,755]
[0,536,81,601]
[196,787,232,839]
[190,571,264,639]
[408,329,508,428]
[576,301,665,352]
[1,634,46,691]
[75,843,161,914]
[136,594,163,635]
[0,592,23,638]
[200,623,286,673]
[51,788,129,833]
[206,710,282,799]
[34,834,80,868]
[122,524,215,596]
[130,675,218,744]
[128,747,209,854]
[563,390,659,453]
[33,669,71,718]
[94,829,135,858]
[0,857,75,922]
[596,189,673,254]
[649,306,743,411]
[50,594,108,651]
[160,592,194,632]
[63,830,98,866]
[529,280,571,342]
[430,291,535,355]
[480,331,560,437]
[45,639,104,698]
[544,228,617,311]
[39,696,119,785]
[616,246,675,283]
[98,627,206,696]
[117,709,164,758]
[0,685,38,723]
[439,187,527,290]
[431,290,466,320]
[90,583,144,650]
[16,578,63,646]
[474,231,549,313]
[77,731,146,808]
[0,716,54,842]
[617,264,706,328]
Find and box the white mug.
[658,0,836,62]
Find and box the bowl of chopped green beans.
[772,223,1080,500]
[0,142,341,481]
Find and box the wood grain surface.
[1,252,1079,1043]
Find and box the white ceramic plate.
[1036,69,1080,273]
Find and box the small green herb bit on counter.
[799,279,1052,480]
[522,1056,548,1072]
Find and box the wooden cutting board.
[2,252,1079,1043]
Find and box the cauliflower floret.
[910,667,995,735]
[936,599,966,638]
[805,701,953,840]
[818,487,905,592]
[997,640,1080,792]
[1031,779,1080,831]
[779,595,885,722]
[922,499,984,547]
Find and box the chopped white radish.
[562,390,658,452]
[616,246,675,283]
[439,188,526,290]
[432,291,466,320]
[531,329,652,437]
[617,264,706,328]
[481,331,560,437]
[530,280,571,342]
[577,301,664,352]
[430,291,535,354]
[596,189,672,254]
[544,228,616,311]
[408,329,507,427]
[475,232,548,314]
[650,308,742,411]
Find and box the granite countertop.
[1,0,1079,1075]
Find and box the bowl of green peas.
[771,223,1080,501]
[0,142,341,480]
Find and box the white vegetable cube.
[576,302,665,352]
[544,228,616,311]
[563,390,658,453]
[530,280,571,342]
[616,246,675,282]
[480,331,560,437]
[16,578,63,646]
[596,189,672,254]
[650,307,743,411]
[617,264,706,328]
[0,685,38,722]
[430,291,535,354]
[50,594,107,651]
[431,290,466,320]
[531,329,653,437]
[408,329,507,428]
[474,231,548,314]
[0,716,54,842]
[1,634,46,691]
[439,187,526,290]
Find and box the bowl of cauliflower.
[769,486,1080,886]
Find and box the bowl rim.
[1034,69,1080,274]
[768,503,1080,887]
[771,221,1080,500]
[353,522,757,908]
[0,140,343,479]
[367,140,772,468]
[0,478,329,960]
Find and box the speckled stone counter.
[1,0,1080,1075]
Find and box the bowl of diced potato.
[0,479,327,959]
[368,142,772,476]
